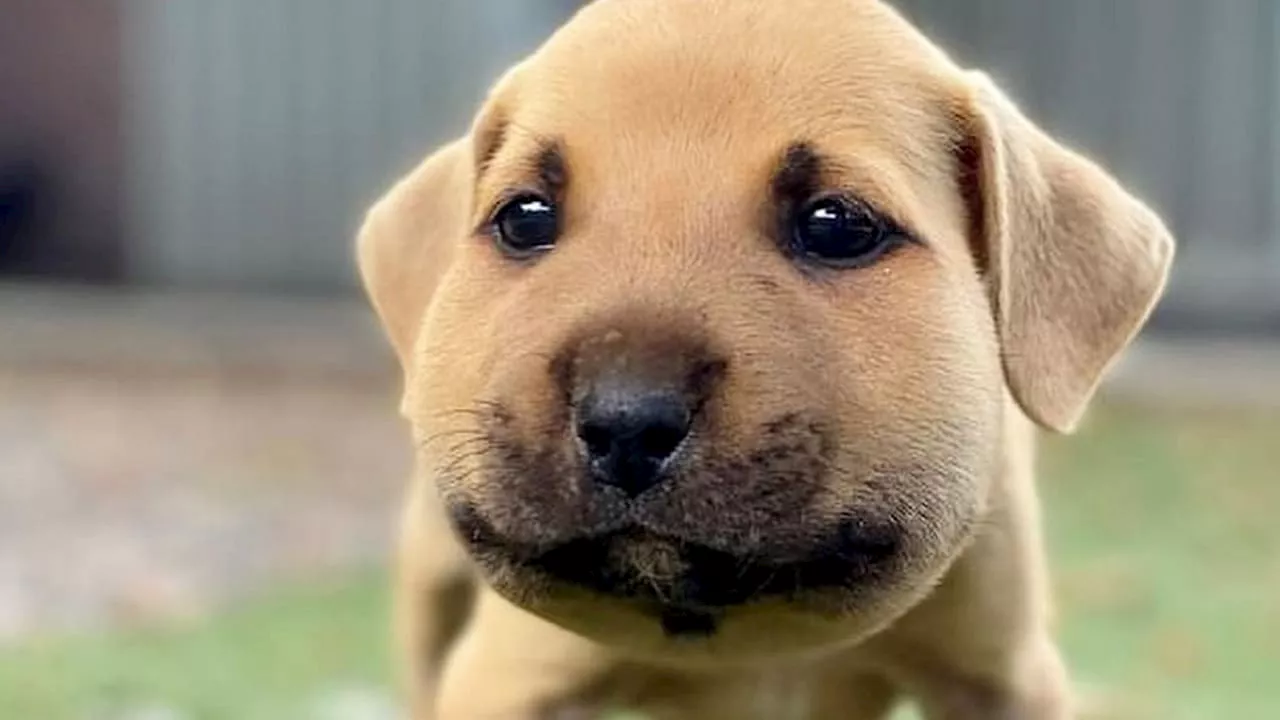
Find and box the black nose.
[575,383,693,497]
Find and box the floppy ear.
[959,72,1174,433]
[357,137,473,378]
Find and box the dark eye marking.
[770,141,912,270]
[772,142,823,201]
[482,140,568,261]
[536,144,567,192]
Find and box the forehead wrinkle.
[474,127,567,206]
[509,79,950,226]
[493,4,962,247]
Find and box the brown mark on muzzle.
[441,399,905,619]
[433,316,909,624]
[449,497,903,619]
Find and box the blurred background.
[0,1,1276,719]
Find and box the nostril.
[578,420,617,460]
[574,387,694,496]
[636,411,690,460]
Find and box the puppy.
[358,1,1173,718]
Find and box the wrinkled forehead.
[477,0,965,237]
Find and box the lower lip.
[658,606,721,638]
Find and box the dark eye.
[792,197,893,267]
[493,195,558,256]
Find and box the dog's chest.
[560,666,861,720]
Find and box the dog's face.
[360,0,1173,662]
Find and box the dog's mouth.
[531,527,898,607]
[450,502,902,633]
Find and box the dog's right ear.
[956,72,1174,433]
[357,138,473,376]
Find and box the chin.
[448,501,967,664]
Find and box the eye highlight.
[790,197,897,268]
[492,194,559,257]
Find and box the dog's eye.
[792,198,894,267]
[493,195,558,257]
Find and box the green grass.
[1039,403,1280,719]
[0,573,393,720]
[3,402,1278,719]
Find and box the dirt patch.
[0,366,409,639]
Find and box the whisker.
[438,448,494,476]
[432,445,494,474]
[426,407,497,422]
[734,551,756,583]
[447,465,493,487]
[750,568,779,597]
[418,427,487,447]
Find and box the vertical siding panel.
[159,1,195,284]
[1248,0,1274,261]
[1031,1,1080,130]
[238,1,270,283]
[1193,0,1265,262]
[263,0,295,283]
[295,0,338,281]
[1267,0,1280,287]
[981,0,1042,102]
[885,0,1278,314]
[1116,0,1182,223]
[125,1,583,290]
[1167,0,1205,253]
[172,2,210,284]
[205,1,240,285]
[121,0,167,282]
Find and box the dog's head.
[359,0,1172,662]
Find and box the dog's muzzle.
[450,499,903,627]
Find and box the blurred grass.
[2,402,1278,719]
[0,573,392,720]
[1040,403,1280,719]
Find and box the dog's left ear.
[357,137,472,382]
[957,72,1174,433]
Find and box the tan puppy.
[358,1,1174,718]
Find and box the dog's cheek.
[821,251,1004,559]
[410,256,620,542]
[405,263,522,488]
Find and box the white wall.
[895,0,1280,322]
[120,0,1280,325]
[122,0,578,291]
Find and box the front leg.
[435,589,847,720]
[881,411,1071,720]
[434,588,619,720]
[807,671,901,720]
[395,479,476,719]
[908,640,1071,720]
